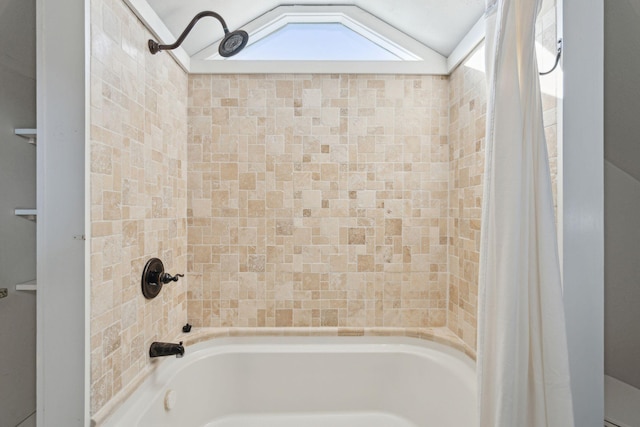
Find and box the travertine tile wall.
[447,0,559,350]
[447,52,486,351]
[89,0,188,416]
[187,75,450,328]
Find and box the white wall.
[36,0,88,425]
[562,0,605,425]
[603,0,640,184]
[0,1,37,426]
[604,161,640,389]
[603,0,640,393]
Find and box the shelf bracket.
[14,128,37,145]
[15,209,37,222]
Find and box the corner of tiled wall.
[447,0,558,351]
[89,0,188,416]
[447,48,487,351]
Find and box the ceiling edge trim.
[446,16,485,74]
[190,59,449,75]
[123,0,191,72]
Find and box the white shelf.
[15,208,37,215]
[14,128,37,145]
[13,129,38,292]
[15,279,37,291]
[15,208,37,221]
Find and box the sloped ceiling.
[145,0,485,57]
[604,0,640,182]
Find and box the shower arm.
[149,11,229,54]
[539,39,562,76]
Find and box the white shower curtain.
[477,0,575,426]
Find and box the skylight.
[229,23,402,61]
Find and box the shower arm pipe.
[539,39,562,76]
[149,11,229,54]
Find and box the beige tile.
[275,309,293,326]
[348,228,365,245]
[90,0,188,416]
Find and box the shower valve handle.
[160,272,184,284]
[141,258,183,299]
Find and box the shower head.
[219,30,249,57]
[148,11,249,57]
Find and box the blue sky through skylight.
[230,23,402,61]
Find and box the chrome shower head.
[219,30,249,57]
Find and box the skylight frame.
[189,5,449,74]
[196,10,422,62]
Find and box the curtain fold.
[477,0,574,425]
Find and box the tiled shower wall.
[187,75,451,328]
[89,0,188,415]
[446,0,559,350]
[447,54,486,351]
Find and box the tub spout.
[149,341,185,358]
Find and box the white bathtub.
[101,336,477,427]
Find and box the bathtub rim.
[100,335,475,427]
[92,326,475,426]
